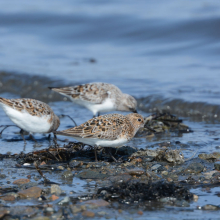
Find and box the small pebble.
[57,166,65,171]
[137,210,143,215]
[82,210,95,218]
[201,204,220,210]
[51,184,62,196]
[193,194,199,202]
[50,195,59,201]
[13,178,30,185]
[18,186,42,199]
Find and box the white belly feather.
[0,103,51,133]
[71,98,115,115]
[70,136,128,148]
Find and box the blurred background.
[0,0,220,112]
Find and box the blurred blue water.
[0,0,220,103]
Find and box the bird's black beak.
[132,110,138,113]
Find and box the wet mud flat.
[1,114,220,219]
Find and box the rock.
[0,199,6,205]
[211,172,220,183]
[167,177,173,182]
[45,207,54,213]
[203,171,218,179]
[69,161,83,168]
[27,175,31,179]
[13,178,30,185]
[62,170,74,179]
[97,211,107,216]
[214,162,220,171]
[193,194,199,202]
[58,196,70,205]
[7,192,19,199]
[40,161,46,166]
[0,208,9,218]
[158,150,184,164]
[130,149,184,164]
[184,163,204,174]
[57,166,65,170]
[161,171,168,175]
[76,170,108,179]
[10,206,39,218]
[19,182,38,190]
[85,199,110,208]
[0,174,6,179]
[32,217,51,220]
[82,210,95,218]
[70,205,82,214]
[143,156,154,162]
[159,197,176,203]
[131,149,158,158]
[202,204,220,210]
[151,164,162,171]
[174,200,190,207]
[128,169,144,176]
[1,195,15,201]
[137,210,143,215]
[199,152,220,160]
[80,205,86,211]
[108,174,131,183]
[51,184,62,196]
[18,186,42,198]
[50,195,59,201]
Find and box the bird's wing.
[49,83,112,104]
[56,114,128,140]
[0,97,53,117]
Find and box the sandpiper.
[55,113,145,161]
[0,97,60,142]
[49,82,137,117]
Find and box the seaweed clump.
[97,181,193,204]
[144,111,192,133]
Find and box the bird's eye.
[137,118,142,122]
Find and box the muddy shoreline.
[1,113,220,219]
[0,71,220,219]
[0,71,220,122]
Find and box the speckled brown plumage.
[56,113,144,141]
[0,97,52,117]
[0,97,60,133]
[49,83,137,116]
[50,83,114,104]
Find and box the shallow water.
[0,0,220,219]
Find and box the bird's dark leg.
[94,145,98,162]
[93,112,100,118]
[53,133,57,140]
[20,129,26,144]
[106,147,118,162]
[52,132,59,147]
[47,134,51,140]
[29,133,37,143]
